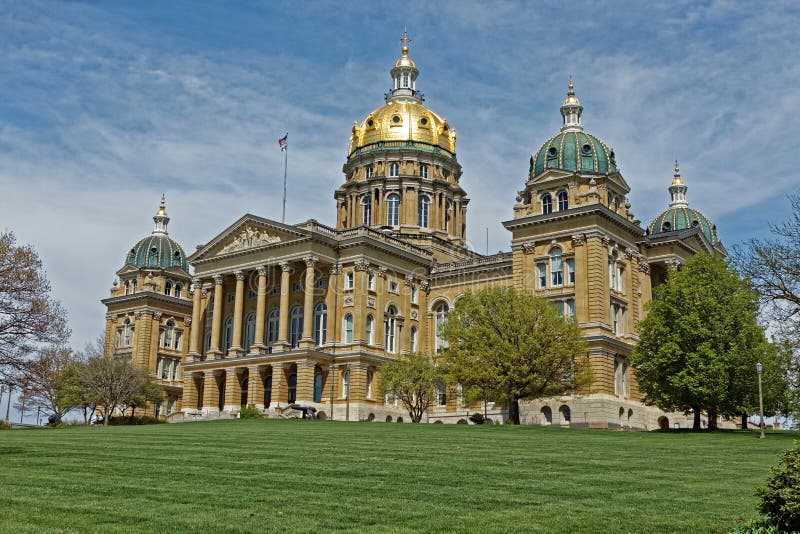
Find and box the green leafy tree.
[378,352,443,423]
[632,253,782,431]
[11,346,83,422]
[440,287,590,425]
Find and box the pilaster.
[202,370,220,415]
[295,359,316,402]
[181,373,199,412]
[223,368,242,412]
[246,365,265,409]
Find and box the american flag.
[278,133,288,152]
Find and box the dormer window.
[401,75,410,88]
[542,194,553,215]
[558,190,569,211]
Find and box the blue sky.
[1,0,799,366]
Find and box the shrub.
[468,412,484,425]
[239,406,262,419]
[730,516,779,533]
[755,440,800,532]
[0,420,11,430]
[108,415,162,425]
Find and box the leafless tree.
[79,355,154,426]
[0,231,70,375]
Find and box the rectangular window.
[368,272,376,291]
[437,389,447,406]
[344,271,355,290]
[567,259,575,285]
[268,286,280,296]
[389,281,399,294]
[248,290,257,300]
[538,264,547,289]
[411,286,419,304]
[292,282,303,293]
[226,293,235,304]
[315,278,328,289]
[566,299,575,321]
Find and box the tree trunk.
[741,413,748,430]
[708,410,718,431]
[509,398,520,425]
[692,407,702,431]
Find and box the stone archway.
[658,416,669,430]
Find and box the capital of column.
[257,265,268,277]
[571,234,586,247]
[354,260,370,272]
[304,256,318,268]
[404,274,415,287]
[235,270,246,281]
[329,263,342,275]
[213,274,224,285]
[280,261,292,272]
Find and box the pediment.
[188,214,308,262]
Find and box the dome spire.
[560,77,583,132]
[386,30,423,104]
[152,194,170,236]
[668,160,688,207]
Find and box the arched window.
[164,281,172,296]
[366,371,373,398]
[314,303,327,346]
[419,164,428,178]
[559,405,571,424]
[365,314,374,345]
[434,302,449,351]
[362,195,371,225]
[342,370,350,398]
[172,251,182,267]
[313,371,323,403]
[365,166,373,179]
[223,316,233,355]
[204,333,211,356]
[343,313,354,343]
[123,318,133,347]
[344,271,355,290]
[287,373,297,403]
[389,162,399,177]
[368,272,376,291]
[418,195,430,227]
[385,306,397,354]
[244,313,256,353]
[409,326,418,353]
[289,306,303,348]
[541,406,553,425]
[267,309,280,347]
[542,194,553,215]
[124,281,130,295]
[174,283,182,298]
[163,320,174,348]
[387,193,400,226]
[550,247,563,286]
[558,190,569,211]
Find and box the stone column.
[276,262,291,351]
[181,373,199,413]
[149,312,161,373]
[354,261,369,343]
[246,365,265,409]
[325,265,340,343]
[300,256,317,348]
[202,370,220,416]
[271,363,287,408]
[223,368,242,413]
[296,359,316,402]
[103,314,115,357]
[188,278,203,361]
[230,271,246,357]
[208,274,224,359]
[252,266,268,353]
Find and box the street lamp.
[756,362,765,439]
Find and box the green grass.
[0,421,796,533]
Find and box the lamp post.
[756,362,765,439]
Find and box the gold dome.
[155,194,168,217]
[563,79,581,106]
[347,102,456,157]
[672,160,684,185]
[395,55,416,68]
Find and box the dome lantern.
[386,30,423,105]
[153,194,170,236]
[668,160,688,207]
[560,78,583,132]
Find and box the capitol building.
[101,35,725,429]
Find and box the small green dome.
[125,235,188,272]
[530,130,618,178]
[647,206,719,244]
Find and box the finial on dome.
[400,28,411,56]
[152,194,170,236]
[560,77,583,131]
[672,159,684,186]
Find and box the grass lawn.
[0,420,796,533]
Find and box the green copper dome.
[123,196,189,272]
[530,130,617,178]
[647,162,719,245]
[125,234,188,271]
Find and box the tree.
[378,352,443,423]
[440,287,590,425]
[632,253,782,431]
[0,231,70,375]
[78,355,157,426]
[11,346,83,422]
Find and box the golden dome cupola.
[386,31,422,105]
[561,78,584,132]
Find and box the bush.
[0,420,11,430]
[468,412,484,425]
[730,516,779,533]
[108,415,162,426]
[239,407,262,419]
[755,440,800,532]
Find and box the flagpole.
[282,137,288,223]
